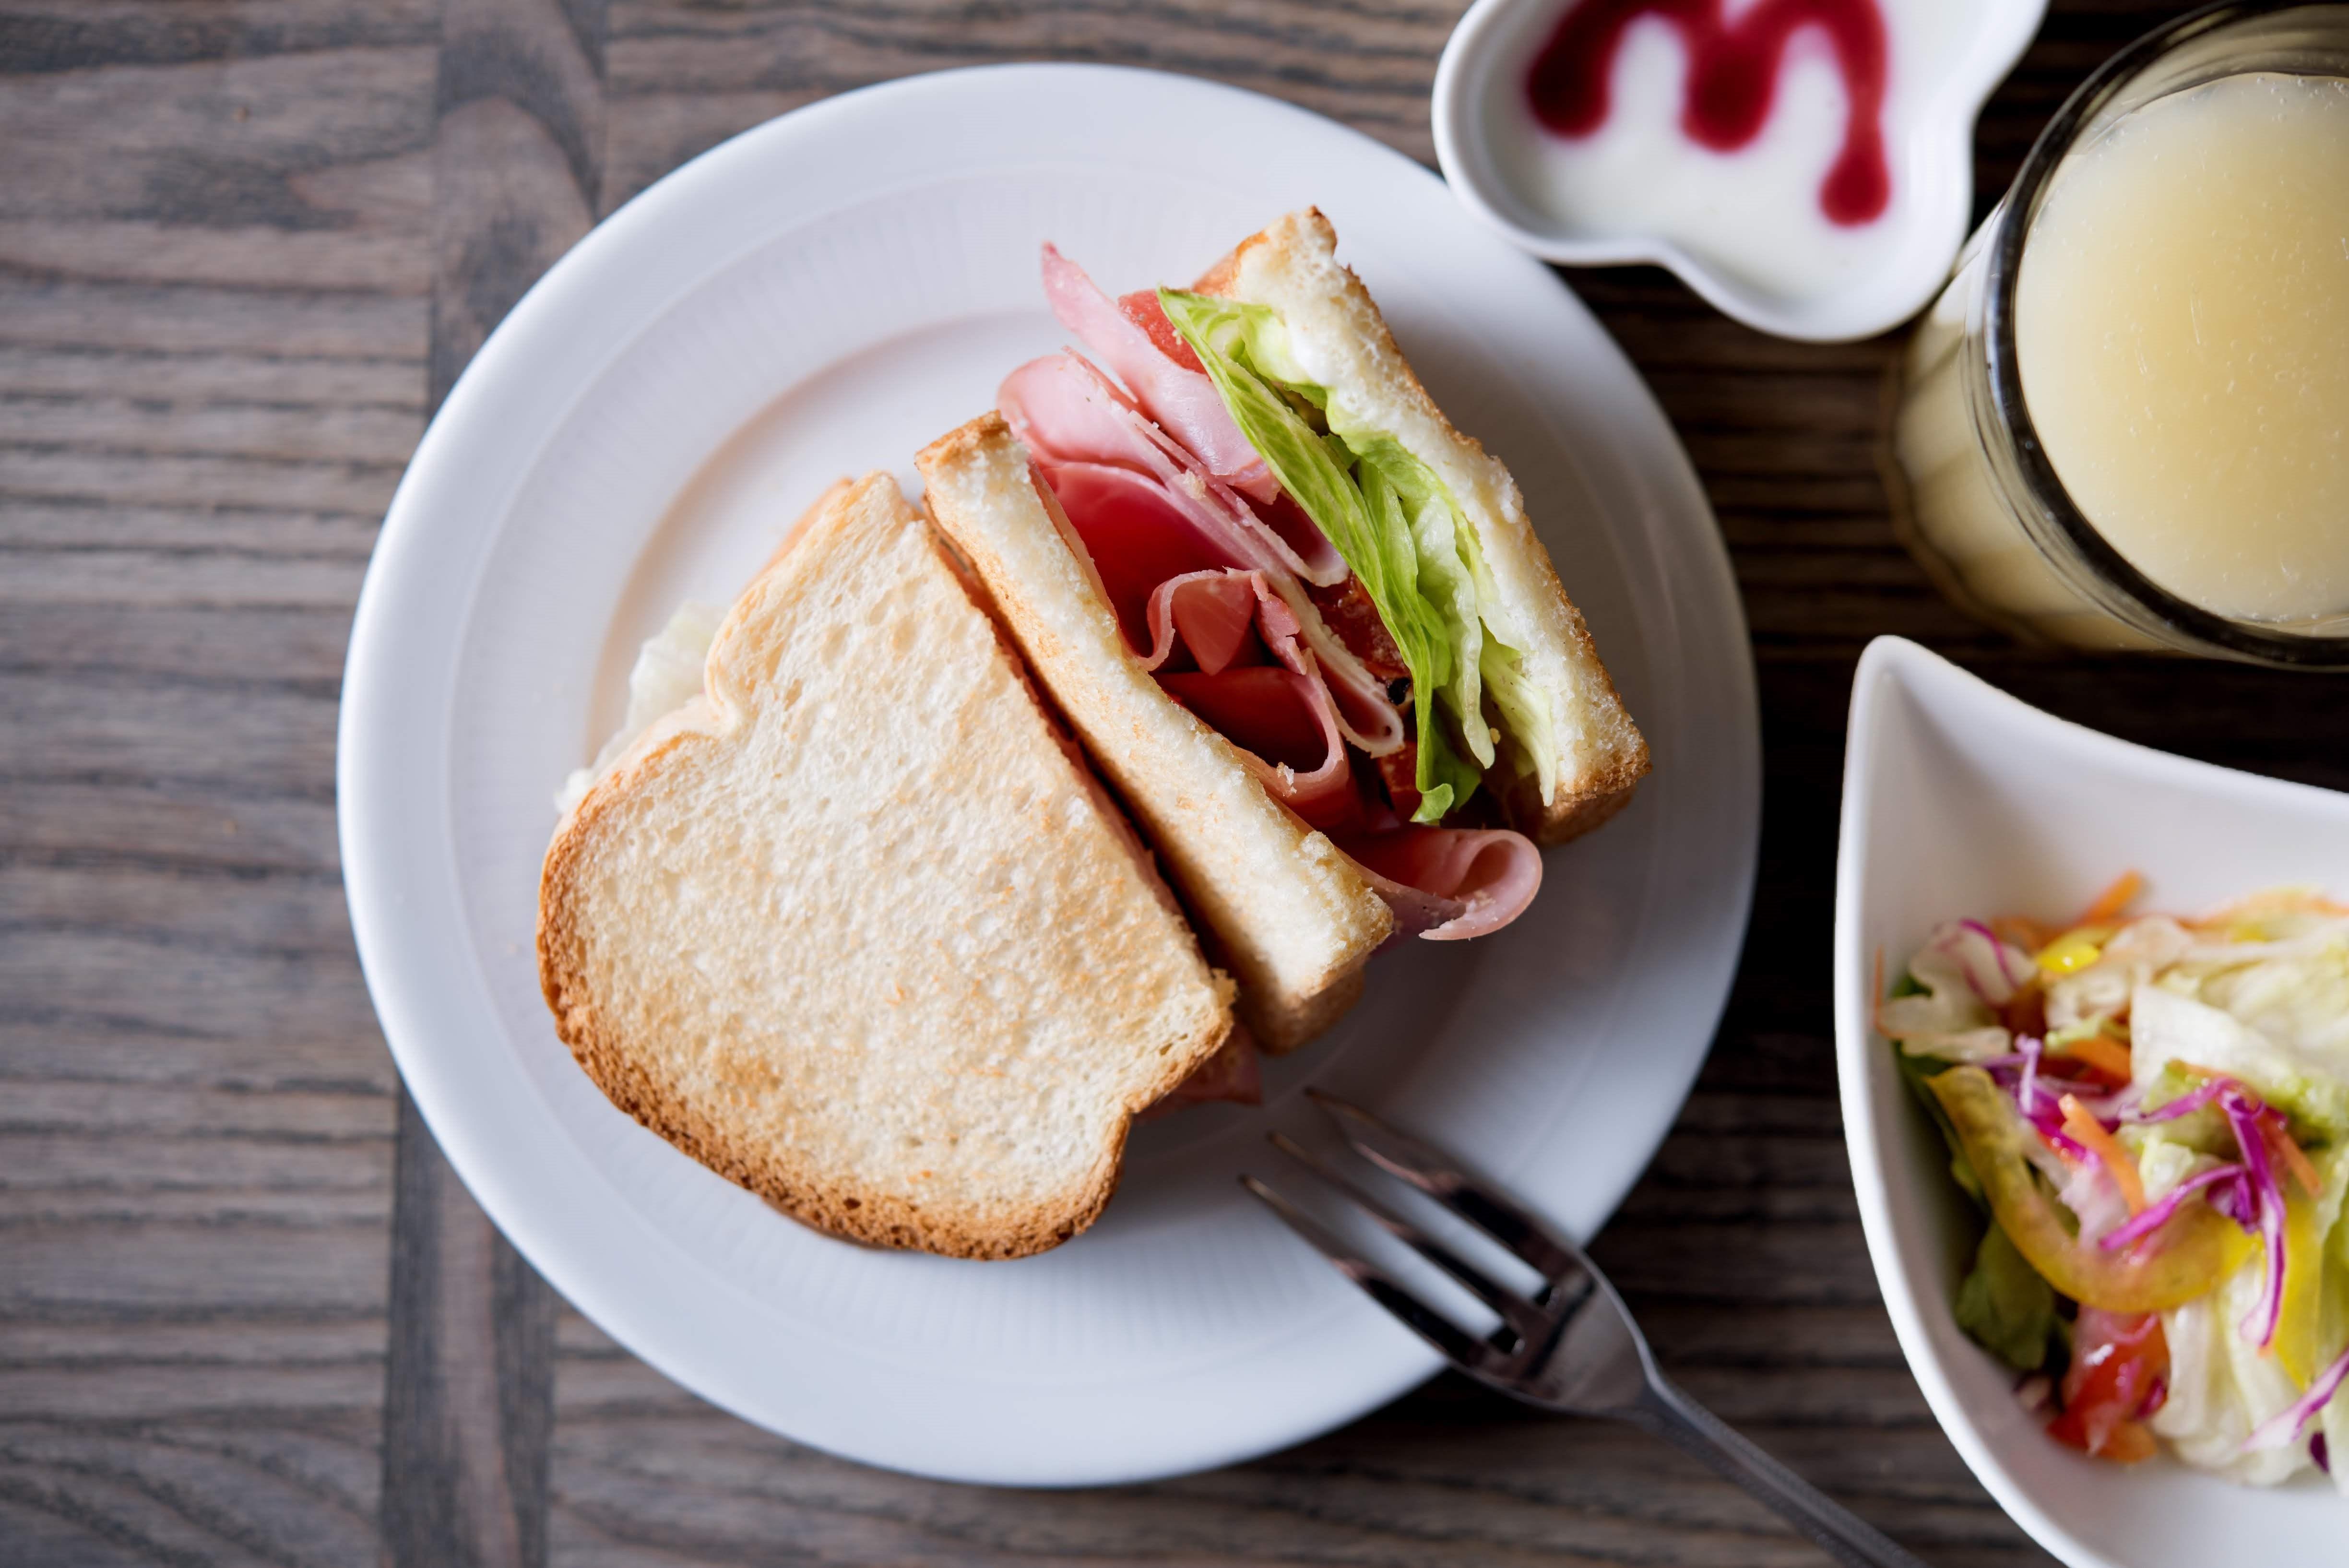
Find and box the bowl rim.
[1834,637,2114,1568]
[1834,636,2349,1566]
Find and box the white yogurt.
[1488,0,1975,302]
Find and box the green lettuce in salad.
[1880,891,2349,1489]
[1955,1221,2062,1372]
[1155,289,1554,823]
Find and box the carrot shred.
[1990,914,2058,952]
[2062,1093,2147,1213]
[2077,871,2145,928]
[2266,1121,2322,1198]
[2102,1420,2159,1464]
[2051,1034,2134,1084]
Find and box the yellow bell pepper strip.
[2036,928,2107,977]
[1927,1067,2241,1313]
[2273,1190,2327,1385]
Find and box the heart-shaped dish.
[1433,0,2048,341]
[1834,637,2347,1567]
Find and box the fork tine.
[1266,1133,1544,1344]
[1306,1091,1579,1281]
[1239,1175,1495,1370]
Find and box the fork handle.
[1627,1378,1933,1568]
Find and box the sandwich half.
[538,473,1234,1259]
[919,209,1647,1050]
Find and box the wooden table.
[7,3,2338,1563]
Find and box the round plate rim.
[337,61,1760,1485]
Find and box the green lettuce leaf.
[1896,1045,1985,1204]
[1156,287,1533,821]
[1955,1222,2059,1372]
[2129,939,2349,1145]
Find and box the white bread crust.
[917,417,1393,1050]
[1202,209,1650,842]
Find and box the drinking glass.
[1886,0,2349,666]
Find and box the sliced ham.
[1336,826,1545,942]
[1007,244,1548,953]
[1043,244,1283,508]
[1051,253,1351,590]
[1139,569,1262,674]
[1002,352,1403,756]
[1003,352,1339,591]
[1044,463,1234,654]
[1145,570,1358,832]
[1003,355,1281,574]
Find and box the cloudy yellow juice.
[1892,66,2349,652]
[2018,72,2349,626]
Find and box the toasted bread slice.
[918,417,1394,1052]
[537,474,1234,1259]
[1196,209,1650,843]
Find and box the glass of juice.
[1888,1,2349,665]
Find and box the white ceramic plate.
[1836,637,2346,1566]
[339,64,1759,1485]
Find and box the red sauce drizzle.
[1525,0,1891,226]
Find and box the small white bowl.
[1433,0,2047,341]
[1834,637,2347,1566]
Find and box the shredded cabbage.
[1892,890,2349,1488]
[2132,980,2349,1144]
[1878,921,2035,1060]
[2154,1251,2320,1484]
[2148,1120,2349,1485]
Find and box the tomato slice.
[2047,1308,2167,1462]
[1118,289,1205,372]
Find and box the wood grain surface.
[379,1,604,1563]
[3,2,2331,1565]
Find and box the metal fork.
[1243,1092,1931,1568]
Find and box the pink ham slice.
[1002,352,1402,755]
[1008,245,1547,951]
[1139,568,1260,674]
[1336,826,1545,942]
[1002,353,1329,588]
[1043,244,1283,509]
[1144,571,1358,832]
[1043,463,1235,655]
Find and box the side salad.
[1883,875,2349,1487]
